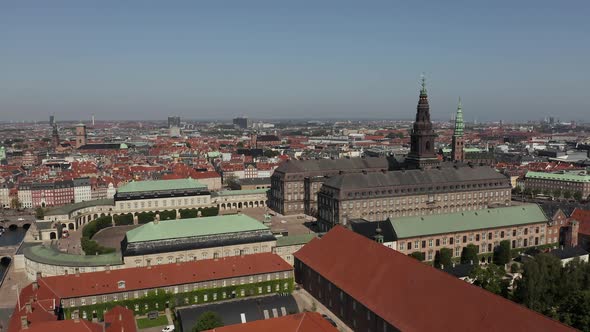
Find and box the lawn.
[136,315,169,329]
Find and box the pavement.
[292,288,353,332]
[238,208,316,236]
[177,294,298,332]
[93,225,140,251]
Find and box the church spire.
[406,74,439,169]
[453,97,464,137]
[420,73,427,96]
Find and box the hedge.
[137,212,156,224]
[82,216,113,239]
[63,278,294,320]
[179,209,199,219]
[114,213,134,226]
[81,237,116,256]
[201,207,219,217]
[159,210,177,221]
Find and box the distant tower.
[405,75,439,169]
[451,97,465,162]
[49,114,55,126]
[51,124,60,149]
[75,123,87,148]
[92,114,95,126]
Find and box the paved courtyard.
[93,225,140,251]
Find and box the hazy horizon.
[1,1,589,122]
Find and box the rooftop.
[294,226,572,331]
[525,170,590,183]
[389,204,548,239]
[203,312,338,332]
[117,178,206,194]
[275,233,317,247]
[125,214,270,243]
[213,188,269,196]
[45,198,114,216]
[37,253,290,299]
[23,244,122,267]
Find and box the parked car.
[162,326,175,332]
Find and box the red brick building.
[204,312,338,332]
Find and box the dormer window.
[118,280,126,289]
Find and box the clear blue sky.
[1,1,588,122]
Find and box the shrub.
[159,210,177,221]
[137,212,156,224]
[114,213,134,226]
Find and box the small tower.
[373,222,384,244]
[451,97,465,162]
[75,123,87,148]
[405,74,439,169]
[51,124,60,149]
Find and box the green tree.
[523,187,533,197]
[10,197,22,210]
[531,188,541,197]
[263,149,280,158]
[573,191,583,202]
[493,240,512,266]
[557,291,590,331]
[193,311,224,332]
[460,244,479,264]
[470,264,505,295]
[514,253,562,313]
[552,188,562,199]
[563,190,572,200]
[35,207,45,219]
[236,141,244,148]
[513,187,522,195]
[434,248,453,269]
[542,188,551,196]
[408,252,425,261]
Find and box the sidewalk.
[292,288,353,332]
[0,267,28,309]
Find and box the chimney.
[20,316,29,329]
[25,302,32,313]
[36,272,42,281]
[32,281,38,291]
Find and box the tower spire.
[420,73,427,95]
[454,97,464,137]
[451,97,465,162]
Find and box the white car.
[162,325,175,332]
[17,217,24,221]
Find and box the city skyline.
[1,1,589,122]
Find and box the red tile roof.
[294,226,573,332]
[204,312,338,332]
[39,253,291,299]
[104,306,137,332]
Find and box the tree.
[193,311,223,332]
[523,188,533,197]
[35,207,45,219]
[460,244,479,264]
[552,188,562,199]
[236,141,244,148]
[531,188,541,197]
[513,187,522,195]
[10,197,22,210]
[542,188,551,196]
[408,252,425,261]
[573,191,583,202]
[263,149,280,158]
[563,190,573,200]
[469,264,505,295]
[493,240,511,266]
[514,253,562,313]
[434,248,453,269]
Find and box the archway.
[0,257,11,266]
[8,224,17,231]
[68,223,75,230]
[23,223,31,230]
[49,232,57,240]
[238,202,243,209]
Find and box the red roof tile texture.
[39,253,291,299]
[204,312,338,332]
[572,208,590,236]
[294,226,574,332]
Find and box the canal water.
[0,227,27,281]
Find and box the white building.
[18,183,33,209]
[73,178,92,203]
[0,182,10,208]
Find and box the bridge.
[0,244,20,262]
[0,219,33,230]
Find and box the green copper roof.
[389,204,548,239]
[45,198,114,216]
[525,171,590,183]
[420,73,427,95]
[23,244,122,267]
[125,214,270,243]
[213,189,269,196]
[118,178,206,193]
[276,233,317,247]
[453,97,464,137]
